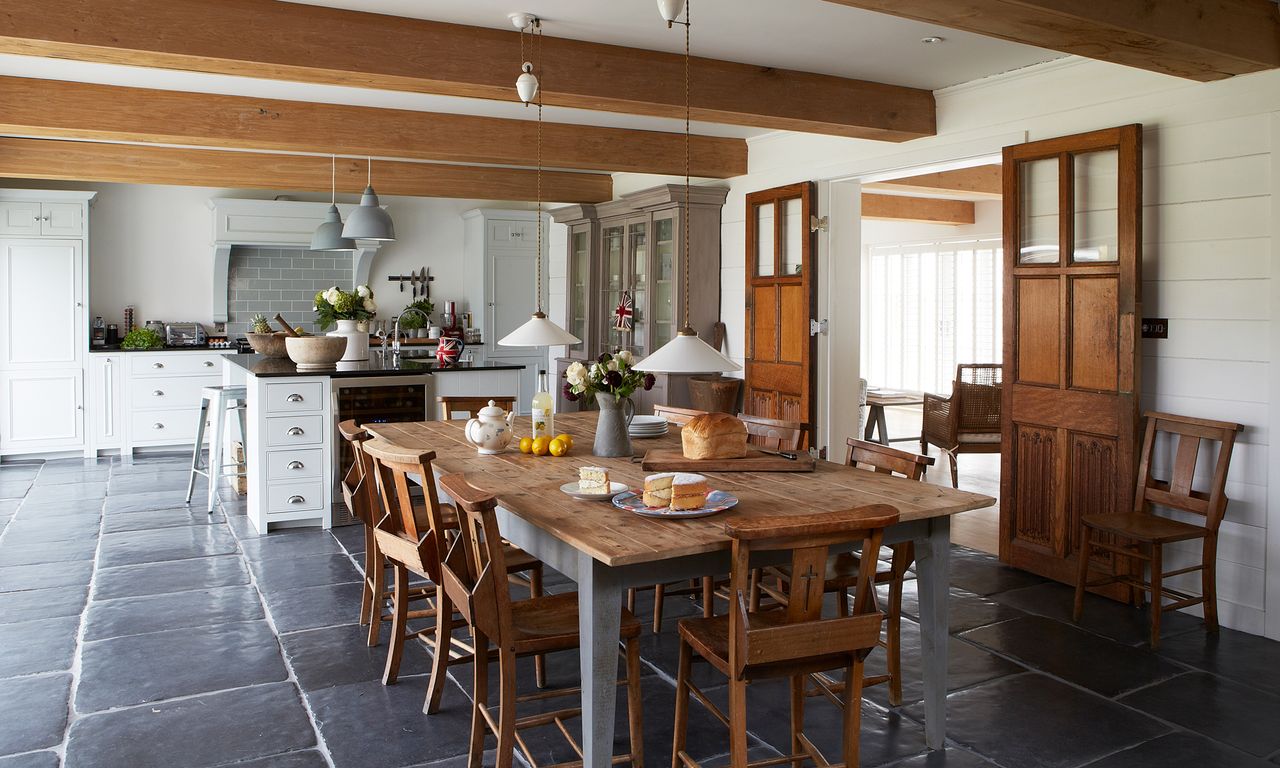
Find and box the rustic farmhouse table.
[368,413,993,766]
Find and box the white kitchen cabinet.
[0,240,83,368]
[0,201,41,236]
[88,354,123,451]
[0,200,84,237]
[121,349,234,454]
[0,370,84,452]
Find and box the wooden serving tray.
[640,449,816,473]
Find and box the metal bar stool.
[186,385,248,513]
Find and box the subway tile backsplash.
[226,246,353,337]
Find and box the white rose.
[617,350,634,365]
[324,287,340,304]
[566,362,586,386]
[356,284,372,299]
[606,360,619,372]
[363,298,376,313]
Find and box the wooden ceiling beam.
[824,0,1280,82]
[866,165,1002,199]
[0,76,745,179]
[862,193,975,225]
[0,0,935,141]
[0,137,612,203]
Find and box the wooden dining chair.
[437,395,516,420]
[672,504,899,768]
[338,419,399,646]
[1074,411,1243,648]
[652,404,710,426]
[737,413,807,451]
[363,439,546,713]
[437,473,645,768]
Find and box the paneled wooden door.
[744,182,815,438]
[999,125,1142,597]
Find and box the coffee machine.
[440,300,464,340]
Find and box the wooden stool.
[186,384,247,513]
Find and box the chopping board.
[641,449,816,473]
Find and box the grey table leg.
[578,552,623,768]
[914,515,951,750]
[864,405,880,441]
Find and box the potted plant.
[563,351,655,457]
[401,298,434,337]
[120,326,165,350]
[314,285,376,361]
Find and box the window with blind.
[862,238,1003,396]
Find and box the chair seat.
[677,609,856,681]
[957,432,1002,444]
[502,544,541,573]
[508,593,642,655]
[1081,512,1208,544]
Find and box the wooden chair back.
[722,505,899,678]
[1135,411,1243,531]
[362,439,451,582]
[653,404,710,426]
[737,413,806,451]
[437,396,516,420]
[436,473,514,646]
[337,419,378,527]
[954,363,1002,434]
[845,437,934,481]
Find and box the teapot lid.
[477,399,506,419]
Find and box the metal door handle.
[152,422,164,430]
[287,426,305,436]
[152,390,164,396]
[286,393,304,402]
[287,495,306,504]
[287,460,304,470]
[40,214,50,222]
[203,361,215,367]
[152,362,164,368]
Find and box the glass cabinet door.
[601,223,625,357]
[628,219,647,355]
[652,214,676,351]
[567,227,590,356]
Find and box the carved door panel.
[999,125,1142,599]
[744,182,814,441]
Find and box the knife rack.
[387,267,434,299]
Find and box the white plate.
[612,489,739,519]
[560,481,629,500]
[630,415,668,427]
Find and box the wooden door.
[744,182,815,435]
[999,125,1142,596]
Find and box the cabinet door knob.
[152,362,164,369]
[203,361,215,367]
[287,460,304,470]
[152,422,165,430]
[287,495,306,504]
[152,390,164,396]
[286,426,305,436]
[286,393,304,403]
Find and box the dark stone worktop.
[225,352,525,378]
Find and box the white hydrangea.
[363,298,377,313]
[356,284,372,299]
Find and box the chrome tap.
[391,307,430,360]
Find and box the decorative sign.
[613,291,634,331]
[1141,318,1168,339]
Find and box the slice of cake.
[643,473,675,508]
[578,466,610,493]
[670,473,709,510]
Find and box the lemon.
[518,437,533,454]
[532,436,550,456]
[548,438,567,457]
[554,433,574,451]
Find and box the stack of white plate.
[629,415,670,439]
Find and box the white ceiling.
[287,0,1062,90]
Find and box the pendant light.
[635,0,740,374]
[511,13,540,105]
[500,15,582,348]
[341,157,396,242]
[310,155,357,252]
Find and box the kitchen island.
[224,352,525,533]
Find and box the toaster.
[164,322,207,346]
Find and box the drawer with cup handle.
[129,409,201,444]
[266,482,324,514]
[265,414,325,447]
[129,352,229,377]
[129,375,218,411]
[265,381,325,413]
[266,448,324,481]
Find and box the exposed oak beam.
[0,76,745,179]
[824,0,1280,82]
[862,193,975,225]
[0,0,935,141]
[0,138,612,203]
[868,165,1002,199]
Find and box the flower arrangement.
[313,285,377,330]
[563,351,655,402]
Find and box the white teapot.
[464,400,518,454]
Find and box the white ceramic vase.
[328,319,369,362]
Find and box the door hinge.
[809,319,828,336]
[809,214,828,233]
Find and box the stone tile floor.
[2,455,1280,767]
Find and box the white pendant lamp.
[636,0,739,374]
[341,158,395,242]
[516,62,539,104]
[310,155,357,252]
[499,15,582,349]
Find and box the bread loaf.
[681,413,748,460]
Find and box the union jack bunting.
[613,291,634,331]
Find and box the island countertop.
[226,352,526,378]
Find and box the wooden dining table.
[368,412,994,766]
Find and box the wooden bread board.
[641,449,816,473]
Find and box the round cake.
[643,472,709,510]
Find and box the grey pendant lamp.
[311,155,357,252]
[499,15,581,349]
[635,0,740,374]
[341,158,396,242]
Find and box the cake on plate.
[681,413,748,460]
[578,466,610,492]
[643,472,709,510]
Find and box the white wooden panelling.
[1147,432,1268,488]
[1144,280,1269,322]
[1144,197,1271,244]
[1146,155,1269,206]
[1141,393,1268,449]
[1143,238,1270,282]
[1142,356,1267,404]
[1144,114,1271,166]
[1140,320,1269,362]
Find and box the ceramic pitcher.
[593,391,635,458]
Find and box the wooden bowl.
[285,335,347,369]
[246,332,289,358]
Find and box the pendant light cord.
[681,0,692,333]
[536,20,544,315]
[330,155,336,205]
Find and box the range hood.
[207,198,386,323]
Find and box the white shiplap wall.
[611,57,1280,638]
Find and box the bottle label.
[531,407,552,439]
